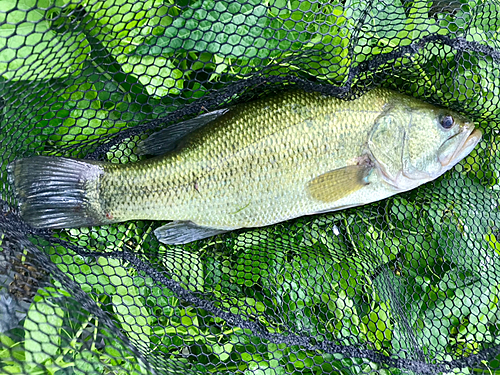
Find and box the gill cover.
[367,105,407,186]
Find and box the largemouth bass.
[8,88,482,244]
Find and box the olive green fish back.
[0,1,500,375]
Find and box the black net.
[1,0,500,374]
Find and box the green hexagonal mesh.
[1,0,500,374]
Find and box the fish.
[7,88,482,244]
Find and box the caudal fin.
[8,156,107,229]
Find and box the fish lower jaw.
[377,169,433,193]
[439,128,482,169]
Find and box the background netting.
[1,0,500,374]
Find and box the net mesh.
[1,0,500,374]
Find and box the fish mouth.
[375,125,482,192]
[439,127,482,168]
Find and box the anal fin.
[155,221,229,244]
[307,165,371,203]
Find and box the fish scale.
[8,88,481,244]
[97,90,402,223]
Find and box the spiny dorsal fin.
[137,108,229,156]
[307,165,371,203]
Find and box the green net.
[1,0,500,374]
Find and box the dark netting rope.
[2,0,500,374]
[86,34,500,161]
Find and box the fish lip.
[439,126,482,169]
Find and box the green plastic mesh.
[1,0,500,374]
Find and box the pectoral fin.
[307,165,371,203]
[154,221,229,244]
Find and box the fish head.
[368,98,482,191]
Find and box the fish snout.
[438,127,482,168]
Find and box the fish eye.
[440,115,455,129]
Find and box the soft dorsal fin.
[137,109,229,156]
[307,165,371,203]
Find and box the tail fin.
[8,156,107,229]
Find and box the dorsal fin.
[137,109,229,156]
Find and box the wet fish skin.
[8,88,481,244]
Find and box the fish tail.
[8,156,109,229]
